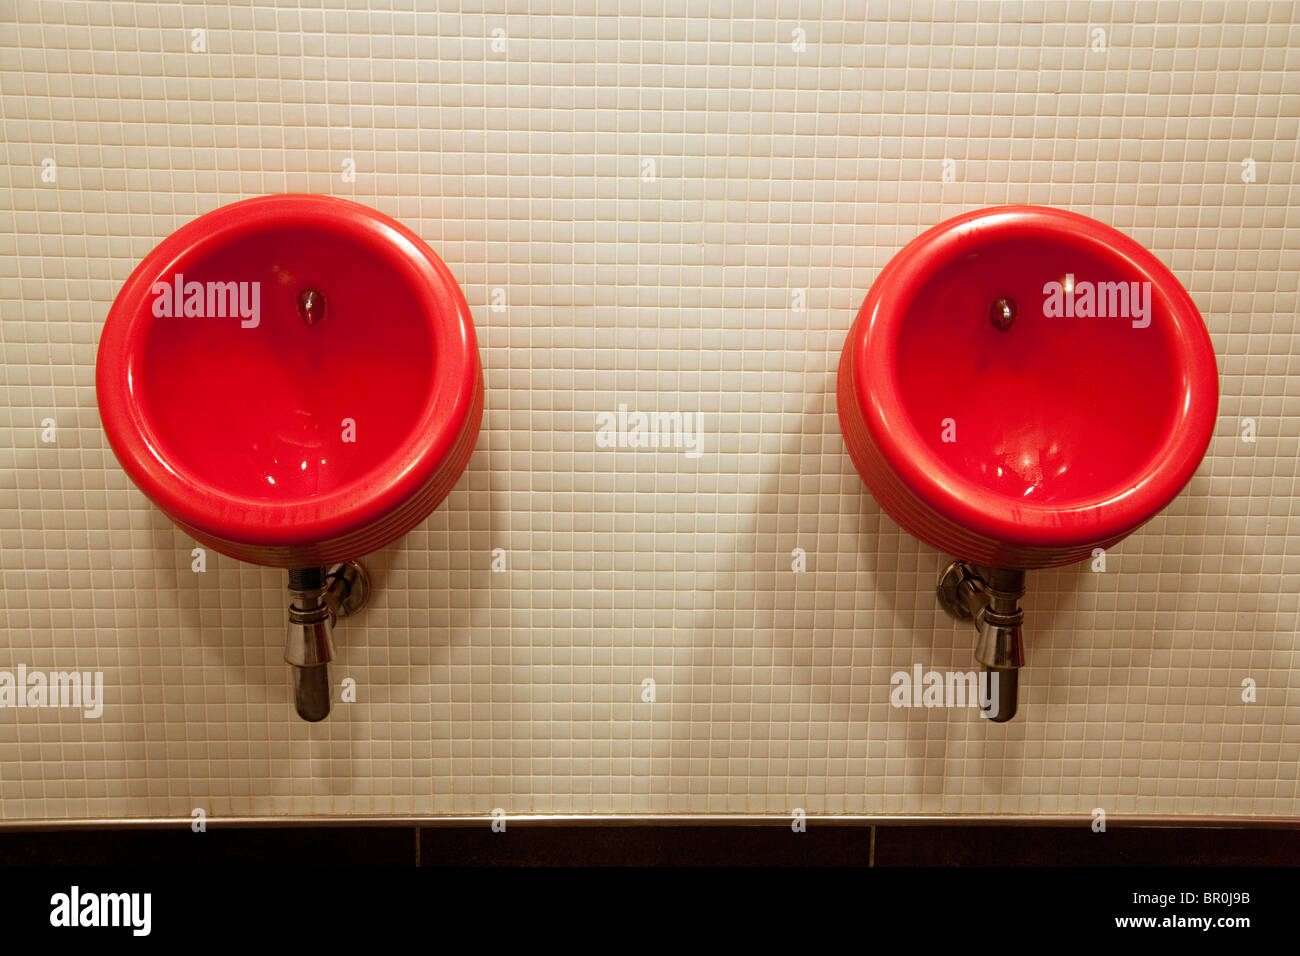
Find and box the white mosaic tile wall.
[0,0,1297,822]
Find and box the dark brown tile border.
[417,824,873,866]
[873,825,1300,867]
[1,823,1295,867]
[0,825,417,867]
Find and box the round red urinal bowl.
[96,194,483,568]
[837,205,1218,569]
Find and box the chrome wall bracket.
[285,560,370,722]
[937,561,1025,722]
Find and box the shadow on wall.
[142,434,502,804]
[660,364,1108,812]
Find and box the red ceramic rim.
[96,194,480,550]
[848,205,1219,550]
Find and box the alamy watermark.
[151,273,261,328]
[890,664,1002,719]
[595,403,704,459]
[0,666,104,718]
[1042,273,1151,328]
[50,886,150,936]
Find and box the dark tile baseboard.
[0,825,416,867]
[417,824,872,866]
[873,825,1300,866]
[0,823,1294,867]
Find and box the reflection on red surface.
[837,206,1218,569]
[98,195,483,567]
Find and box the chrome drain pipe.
[285,562,370,722]
[937,562,1026,722]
